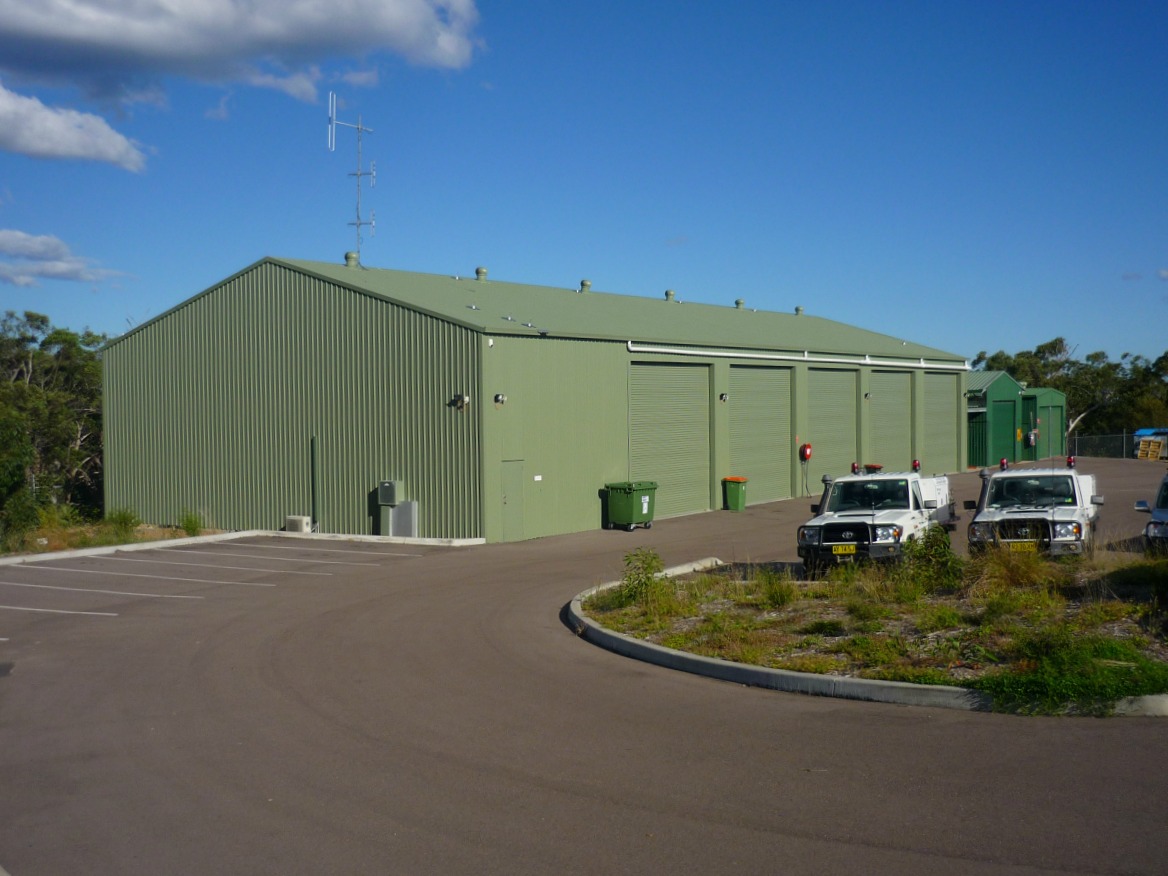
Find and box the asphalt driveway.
[0,457,1164,875]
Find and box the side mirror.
[924,499,937,509]
[810,504,820,515]
[1135,500,1150,513]
[963,499,977,511]
[1091,495,1104,506]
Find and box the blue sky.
[1,1,1165,362]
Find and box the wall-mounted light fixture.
[863,392,871,400]
[718,392,729,403]
[452,393,471,412]
[493,393,508,406]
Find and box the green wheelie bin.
[604,481,658,531]
[722,476,748,511]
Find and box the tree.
[973,339,1168,437]
[0,311,105,520]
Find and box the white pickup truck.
[797,467,956,577]
[965,458,1103,556]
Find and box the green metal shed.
[1021,386,1068,461]
[966,370,1025,467]
[103,255,970,542]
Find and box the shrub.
[971,628,1168,715]
[105,507,141,541]
[754,565,797,610]
[1,487,42,551]
[179,509,203,537]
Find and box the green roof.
[277,257,967,366]
[966,370,1021,393]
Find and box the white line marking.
[203,542,422,558]
[0,581,203,599]
[153,547,379,567]
[0,604,117,617]
[21,566,277,587]
[95,555,332,576]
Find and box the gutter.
[626,341,970,371]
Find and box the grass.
[1,505,206,555]
[581,533,1168,716]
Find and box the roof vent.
[579,279,591,293]
[344,251,359,268]
[664,289,675,302]
[475,266,488,282]
[795,305,804,315]
[735,299,745,310]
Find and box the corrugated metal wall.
[868,370,912,470]
[629,363,712,516]
[728,365,792,503]
[104,263,482,538]
[806,369,858,481]
[922,372,961,473]
[480,335,629,541]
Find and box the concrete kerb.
[568,560,1168,716]
[0,530,482,566]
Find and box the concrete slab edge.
[569,560,1165,715]
[0,530,482,566]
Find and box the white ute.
[797,463,956,577]
[965,457,1103,556]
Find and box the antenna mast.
[328,91,376,262]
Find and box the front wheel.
[644,521,653,529]
[625,523,636,532]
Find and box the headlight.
[798,527,821,546]
[1148,521,1168,539]
[969,523,993,542]
[1052,522,1082,540]
[873,525,902,543]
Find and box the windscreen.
[826,479,909,512]
[987,475,1076,508]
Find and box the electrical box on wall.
[378,480,403,506]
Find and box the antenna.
[327,91,376,262]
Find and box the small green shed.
[966,371,1025,467]
[1021,386,1068,461]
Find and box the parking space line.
[0,581,204,599]
[201,543,423,558]
[0,604,117,617]
[95,556,333,576]
[22,566,277,587]
[154,547,380,567]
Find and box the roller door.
[806,369,858,483]
[922,372,960,473]
[729,366,792,503]
[629,363,711,517]
[869,371,912,470]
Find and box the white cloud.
[0,82,146,171]
[0,1,480,167]
[246,67,322,102]
[0,229,118,286]
[0,1,480,100]
[341,68,381,88]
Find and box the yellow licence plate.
[832,544,857,555]
[1008,541,1038,552]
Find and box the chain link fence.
[1069,432,1149,459]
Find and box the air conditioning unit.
[285,515,312,533]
